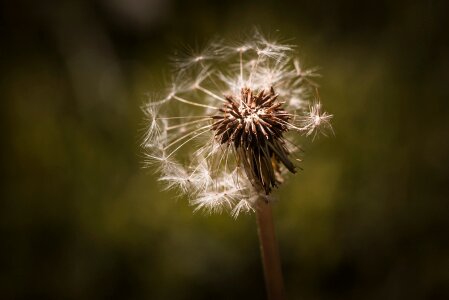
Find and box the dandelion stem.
[256,201,285,300]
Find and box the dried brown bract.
[212,87,296,194]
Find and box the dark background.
[1,0,449,299]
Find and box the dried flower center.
[211,87,296,195]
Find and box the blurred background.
[1,0,449,299]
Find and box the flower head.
[143,31,333,216]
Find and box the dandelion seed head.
[143,30,333,216]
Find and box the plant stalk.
[256,201,285,300]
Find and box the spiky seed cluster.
[212,87,295,194]
[143,30,333,216]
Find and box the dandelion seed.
[299,101,334,139]
[143,31,333,216]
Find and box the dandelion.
[143,31,332,214]
[142,30,333,299]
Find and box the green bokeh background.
[2,1,449,299]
